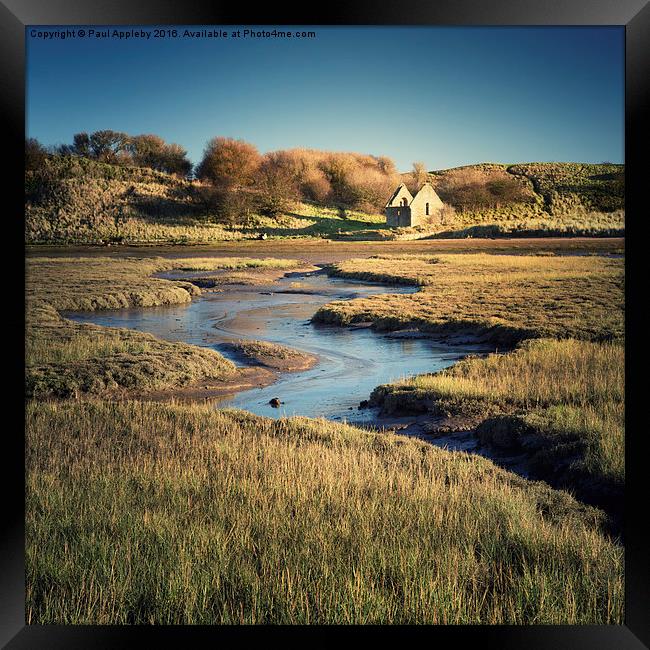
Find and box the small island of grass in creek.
[224,339,318,372]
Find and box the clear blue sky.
[26,26,624,172]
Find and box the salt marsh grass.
[26,400,623,625]
[372,339,624,488]
[315,253,623,343]
[25,256,303,397]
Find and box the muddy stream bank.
[67,269,494,448]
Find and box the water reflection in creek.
[66,271,489,426]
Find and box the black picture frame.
[3,1,647,647]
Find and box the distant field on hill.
[25,156,624,244]
[423,162,624,219]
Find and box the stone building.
[385,182,444,227]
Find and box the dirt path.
[26,236,624,264]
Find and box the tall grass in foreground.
[26,400,622,625]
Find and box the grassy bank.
[26,400,622,624]
[26,306,237,398]
[370,338,623,494]
[25,255,305,398]
[26,255,301,312]
[225,339,318,372]
[317,252,624,519]
[424,162,624,222]
[314,253,623,345]
[25,155,387,244]
[429,210,624,239]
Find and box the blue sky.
[26,26,624,172]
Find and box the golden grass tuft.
[372,338,624,486]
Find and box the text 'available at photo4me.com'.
[28,27,318,41]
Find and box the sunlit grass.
[371,339,624,485]
[171,256,301,271]
[26,255,305,312]
[315,253,624,343]
[405,339,623,407]
[25,310,237,399]
[26,400,623,625]
[24,246,625,624]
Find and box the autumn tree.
[88,130,130,163]
[410,161,429,191]
[319,154,357,206]
[127,135,192,176]
[127,134,166,168]
[437,168,530,211]
[256,151,300,216]
[196,137,262,223]
[316,152,399,211]
[163,143,193,177]
[376,156,398,176]
[196,137,260,189]
[71,132,91,157]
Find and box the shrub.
[196,137,261,190]
[255,151,301,216]
[126,135,192,177]
[406,161,429,193]
[25,138,49,172]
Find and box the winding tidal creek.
[67,270,489,434]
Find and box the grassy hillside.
[406,162,624,238]
[25,155,386,244]
[421,162,624,219]
[507,163,625,215]
[26,400,622,624]
[25,157,624,244]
